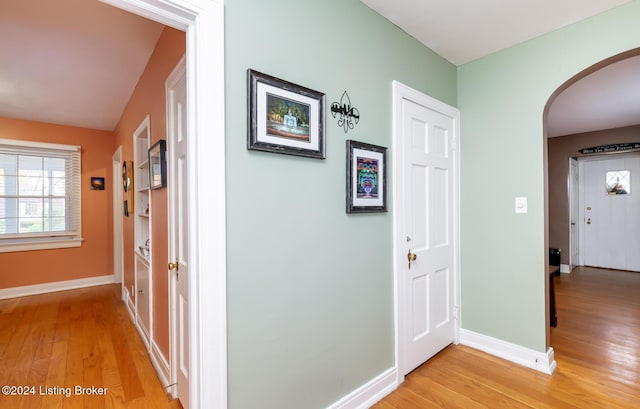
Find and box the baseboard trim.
[460,329,556,375]
[326,367,397,409]
[0,275,115,300]
[123,287,136,322]
[150,340,171,388]
[560,264,570,273]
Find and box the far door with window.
[395,82,458,375]
[582,154,640,271]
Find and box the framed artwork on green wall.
[346,140,387,213]
[247,69,326,159]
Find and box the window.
[0,138,82,252]
[606,170,630,195]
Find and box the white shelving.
[133,115,152,347]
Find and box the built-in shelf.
[132,114,152,350]
[135,249,151,265]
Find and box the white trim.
[460,329,557,374]
[0,274,115,300]
[392,80,461,382]
[0,237,83,253]
[100,2,227,408]
[325,367,398,409]
[113,146,124,283]
[560,264,571,273]
[123,286,137,323]
[0,137,80,152]
[135,312,151,348]
[166,54,185,400]
[150,340,171,388]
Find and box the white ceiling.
[360,0,632,66]
[0,0,163,131]
[0,0,638,137]
[362,0,640,137]
[547,55,640,137]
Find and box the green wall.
[224,1,456,408]
[458,0,640,352]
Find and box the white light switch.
[515,197,527,214]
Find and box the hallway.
[0,284,181,408]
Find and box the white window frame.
[0,138,83,252]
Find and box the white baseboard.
[460,329,556,375]
[560,264,570,273]
[150,340,171,388]
[0,274,115,300]
[123,287,136,322]
[326,367,397,409]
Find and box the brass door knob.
[168,262,178,271]
[407,250,417,270]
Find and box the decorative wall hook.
[331,91,360,133]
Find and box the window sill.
[0,237,84,253]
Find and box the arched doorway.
[543,46,640,352]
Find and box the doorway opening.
[100,1,227,408]
[543,47,640,351]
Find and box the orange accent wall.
[114,26,185,360]
[0,117,115,288]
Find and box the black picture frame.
[149,140,167,189]
[91,177,105,190]
[346,140,387,213]
[248,69,326,159]
[122,161,130,192]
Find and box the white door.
[167,57,190,408]
[582,154,640,271]
[568,157,579,271]
[394,82,458,375]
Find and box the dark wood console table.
[548,265,559,327]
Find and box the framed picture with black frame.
[148,140,167,189]
[346,140,387,213]
[248,69,326,159]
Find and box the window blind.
[0,138,82,247]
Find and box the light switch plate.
[515,197,527,214]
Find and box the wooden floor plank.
[374,267,640,409]
[0,285,181,409]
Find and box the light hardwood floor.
[0,284,181,409]
[373,266,640,409]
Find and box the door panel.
[168,59,189,408]
[582,155,640,271]
[401,97,456,374]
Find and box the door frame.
[100,1,227,408]
[112,146,124,284]
[578,152,640,269]
[568,157,579,271]
[392,81,461,382]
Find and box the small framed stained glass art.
[346,140,387,213]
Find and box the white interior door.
[167,57,190,408]
[395,83,458,375]
[568,157,579,271]
[582,154,640,271]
